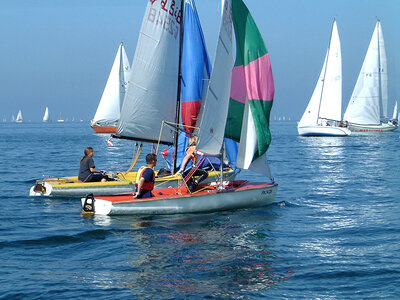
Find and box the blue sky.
[0,0,398,122]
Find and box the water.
[1,121,399,299]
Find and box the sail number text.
[148,0,182,39]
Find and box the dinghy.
[298,20,350,136]
[91,43,130,134]
[82,0,278,215]
[344,20,398,132]
[30,0,234,198]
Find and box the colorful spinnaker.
[225,0,274,176]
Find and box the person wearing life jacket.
[135,153,157,199]
[178,135,208,192]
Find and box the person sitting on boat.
[78,147,112,182]
[178,135,208,193]
[134,153,157,199]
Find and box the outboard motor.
[82,194,95,214]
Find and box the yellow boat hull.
[29,170,236,197]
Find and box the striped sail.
[181,0,211,133]
[225,0,274,177]
[117,0,183,144]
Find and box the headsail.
[196,0,234,156]
[93,43,130,126]
[225,0,274,177]
[181,0,211,133]
[117,0,183,145]
[344,21,387,125]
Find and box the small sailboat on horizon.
[297,20,350,136]
[91,43,131,134]
[343,20,398,132]
[15,110,23,123]
[42,107,51,122]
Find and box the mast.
[377,20,383,120]
[173,0,185,174]
[316,19,335,125]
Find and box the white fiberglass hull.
[348,122,398,132]
[81,181,278,215]
[297,125,351,136]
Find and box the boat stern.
[29,180,53,196]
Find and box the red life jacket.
[135,166,155,191]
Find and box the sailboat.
[82,0,278,215]
[29,0,233,198]
[42,107,51,122]
[91,43,131,134]
[344,20,397,132]
[297,20,350,136]
[15,110,23,123]
[388,101,398,126]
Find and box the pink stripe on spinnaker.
[230,53,274,103]
[244,53,274,101]
[230,65,246,103]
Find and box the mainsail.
[117,0,183,145]
[93,43,130,126]
[344,21,388,125]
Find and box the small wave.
[0,229,117,249]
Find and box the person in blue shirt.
[135,153,157,199]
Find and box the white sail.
[197,0,233,156]
[298,20,342,127]
[93,43,130,126]
[117,0,183,144]
[42,107,50,122]
[392,101,398,120]
[344,21,387,125]
[16,110,23,122]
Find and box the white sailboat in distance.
[42,107,51,122]
[15,110,23,123]
[297,20,350,136]
[344,20,398,132]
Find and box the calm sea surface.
[0,121,399,299]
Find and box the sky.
[0,0,399,122]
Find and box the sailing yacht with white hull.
[344,20,397,132]
[297,20,350,136]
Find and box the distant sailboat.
[15,110,23,123]
[57,113,65,122]
[91,43,131,134]
[298,20,350,136]
[388,101,398,126]
[344,20,397,132]
[42,107,51,122]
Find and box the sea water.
[0,121,399,299]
